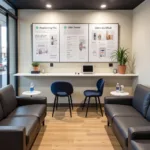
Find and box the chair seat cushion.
[131,140,150,150]
[56,92,68,96]
[0,116,40,145]
[8,104,46,123]
[105,104,142,124]
[113,117,150,148]
[84,90,101,97]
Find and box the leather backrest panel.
[132,84,150,117]
[0,85,17,117]
[146,107,150,121]
[0,104,4,121]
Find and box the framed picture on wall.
[89,23,119,62]
[32,23,60,62]
[59,24,89,62]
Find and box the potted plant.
[111,47,129,74]
[32,62,40,71]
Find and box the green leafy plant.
[32,62,40,67]
[111,47,129,65]
[127,54,136,73]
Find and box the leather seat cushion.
[84,90,101,97]
[0,116,40,145]
[105,104,142,123]
[8,104,46,123]
[131,140,150,150]
[112,117,150,148]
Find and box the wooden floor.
[32,107,122,150]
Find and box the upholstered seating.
[105,104,142,124]
[84,90,101,97]
[82,78,105,117]
[0,85,47,150]
[113,117,150,148]
[130,140,150,150]
[128,126,150,150]
[0,116,39,145]
[104,84,150,150]
[51,81,73,117]
[8,104,46,123]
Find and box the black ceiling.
[7,0,144,10]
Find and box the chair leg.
[68,96,72,117]
[98,97,103,116]
[107,120,110,127]
[56,96,58,110]
[52,96,57,117]
[70,95,73,110]
[85,97,90,117]
[95,97,98,111]
[42,120,45,126]
[82,97,87,110]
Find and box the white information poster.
[32,24,59,62]
[60,24,88,62]
[89,24,118,62]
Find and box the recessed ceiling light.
[100,4,107,9]
[46,4,52,8]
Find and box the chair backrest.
[96,78,105,96]
[132,84,150,117]
[0,84,17,117]
[51,81,73,95]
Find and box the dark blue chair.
[51,81,73,117]
[82,78,105,117]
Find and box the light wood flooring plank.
[32,107,122,150]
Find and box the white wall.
[18,10,133,73]
[132,0,150,86]
[18,10,133,103]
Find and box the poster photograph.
[89,24,119,62]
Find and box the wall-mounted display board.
[89,24,118,62]
[60,24,89,62]
[32,24,59,62]
[32,23,119,63]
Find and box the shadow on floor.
[49,106,72,120]
[104,125,123,150]
[31,125,47,150]
[76,105,103,118]
[47,104,103,119]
